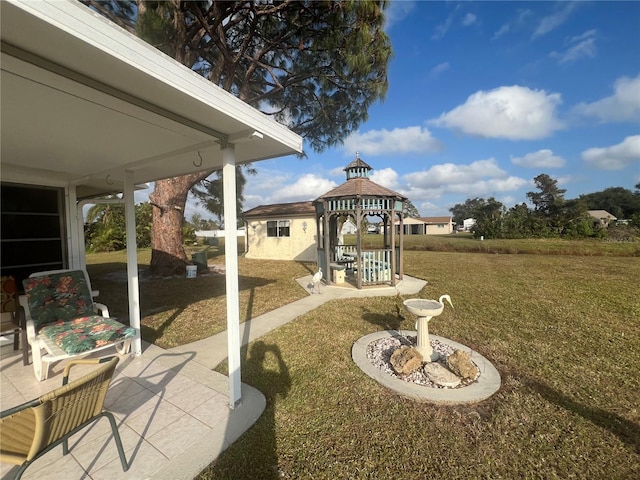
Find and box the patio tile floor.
[0,342,265,480]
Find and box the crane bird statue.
[311,268,323,294]
[414,294,454,329]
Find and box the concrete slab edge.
[152,383,266,480]
[352,330,501,405]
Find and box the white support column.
[76,202,87,273]
[222,145,242,408]
[124,170,142,356]
[66,186,82,269]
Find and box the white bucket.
[186,265,197,278]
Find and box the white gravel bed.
[366,335,478,389]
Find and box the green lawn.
[200,250,640,479]
[352,232,640,256]
[85,239,640,478]
[86,245,312,348]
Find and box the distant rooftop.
[244,201,315,218]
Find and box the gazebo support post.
[355,202,363,289]
[323,206,331,284]
[390,209,397,287]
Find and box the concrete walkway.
[168,275,427,369]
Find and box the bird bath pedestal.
[403,298,448,362]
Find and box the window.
[267,220,290,237]
[1,183,67,287]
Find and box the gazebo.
[313,154,406,289]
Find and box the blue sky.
[186,1,640,221]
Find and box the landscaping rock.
[446,349,479,380]
[424,362,461,388]
[390,346,424,375]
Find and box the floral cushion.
[39,315,135,355]
[23,271,94,331]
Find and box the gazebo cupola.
[313,153,406,289]
[345,152,372,179]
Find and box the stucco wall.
[245,216,317,262]
[425,222,453,234]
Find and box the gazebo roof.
[316,177,406,201]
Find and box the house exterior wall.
[425,221,454,234]
[395,217,454,235]
[245,215,317,262]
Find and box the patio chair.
[0,275,28,365]
[20,269,136,381]
[0,356,128,479]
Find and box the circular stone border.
[352,330,501,405]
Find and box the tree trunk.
[149,172,211,275]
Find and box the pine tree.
[85,0,393,274]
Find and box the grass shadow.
[361,309,405,331]
[526,377,640,454]
[212,341,290,479]
[140,306,185,345]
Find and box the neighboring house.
[341,219,357,235]
[463,218,476,231]
[244,201,317,261]
[587,210,617,227]
[395,216,454,235]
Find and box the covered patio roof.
[1,0,302,197]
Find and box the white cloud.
[432,13,454,40]
[500,196,519,208]
[511,149,566,168]
[430,62,451,79]
[418,201,445,216]
[241,169,337,211]
[267,173,337,203]
[461,13,477,27]
[533,3,577,38]
[402,158,528,199]
[329,166,345,177]
[573,74,640,123]
[370,168,400,190]
[492,24,510,40]
[384,1,416,30]
[430,85,564,140]
[569,29,597,44]
[550,29,597,64]
[555,175,574,186]
[493,9,531,40]
[343,126,442,156]
[581,135,640,170]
